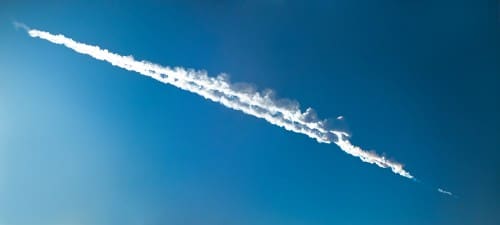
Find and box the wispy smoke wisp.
[438,188,454,196]
[23,26,414,179]
[13,21,30,31]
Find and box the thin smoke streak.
[437,188,454,196]
[23,25,415,179]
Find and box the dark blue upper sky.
[1,1,499,224]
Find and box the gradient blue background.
[1,1,499,224]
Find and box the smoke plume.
[23,26,415,179]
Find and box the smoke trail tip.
[12,21,30,32]
[437,188,457,198]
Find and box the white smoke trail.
[23,26,414,179]
[437,188,454,196]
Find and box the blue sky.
[1,1,499,225]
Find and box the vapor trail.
[437,188,454,196]
[23,25,414,179]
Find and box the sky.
[1,0,499,225]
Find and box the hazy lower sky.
[1,1,499,225]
